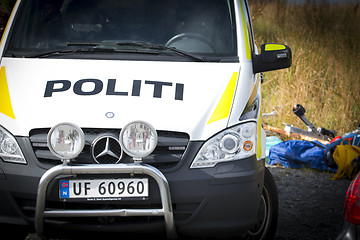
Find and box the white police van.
[0,0,291,239]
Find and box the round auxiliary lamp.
[119,121,158,163]
[47,122,85,163]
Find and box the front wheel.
[245,167,278,240]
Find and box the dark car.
[337,172,360,240]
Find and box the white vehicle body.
[0,0,291,239]
[2,59,253,141]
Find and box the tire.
[244,167,279,240]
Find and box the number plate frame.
[59,178,149,201]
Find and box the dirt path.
[269,166,351,240]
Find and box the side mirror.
[253,43,292,74]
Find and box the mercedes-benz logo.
[91,136,123,164]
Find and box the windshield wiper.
[24,49,83,58]
[24,47,120,58]
[25,42,207,61]
[116,42,207,62]
[69,41,207,62]
[24,46,158,58]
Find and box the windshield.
[5,0,237,61]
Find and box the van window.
[5,0,237,61]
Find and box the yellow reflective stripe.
[265,44,286,51]
[207,72,238,124]
[257,114,262,159]
[0,66,15,119]
[240,0,251,61]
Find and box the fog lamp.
[47,123,85,161]
[119,121,157,162]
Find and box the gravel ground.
[269,166,351,240]
[1,167,352,240]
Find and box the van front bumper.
[0,140,265,238]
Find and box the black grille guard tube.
[35,163,177,239]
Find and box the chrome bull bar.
[35,163,177,239]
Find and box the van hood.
[1,58,242,140]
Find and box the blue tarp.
[268,140,336,172]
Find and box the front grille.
[29,128,189,169]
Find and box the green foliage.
[250,1,360,135]
[0,0,15,14]
[0,0,15,31]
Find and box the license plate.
[59,178,148,200]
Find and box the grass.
[0,0,358,136]
[250,0,360,136]
[0,0,14,29]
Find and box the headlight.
[0,126,26,164]
[47,123,85,161]
[190,122,257,168]
[119,121,157,161]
